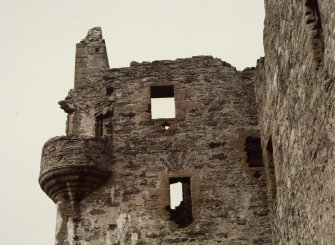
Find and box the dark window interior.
[151,85,174,98]
[266,138,277,201]
[96,117,103,138]
[245,136,264,167]
[150,85,175,119]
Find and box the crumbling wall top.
[81,26,104,43]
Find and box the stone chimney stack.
[74,27,109,89]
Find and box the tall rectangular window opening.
[245,136,264,179]
[150,85,175,119]
[167,177,193,228]
[245,136,264,167]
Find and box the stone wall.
[255,0,335,244]
[47,37,272,243]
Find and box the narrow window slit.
[95,116,104,138]
[266,138,277,202]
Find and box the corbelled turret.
[39,27,112,206]
[39,136,111,203]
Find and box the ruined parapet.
[74,27,109,89]
[39,136,111,203]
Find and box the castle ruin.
[39,0,335,244]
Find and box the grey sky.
[0,1,264,244]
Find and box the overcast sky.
[0,1,264,244]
